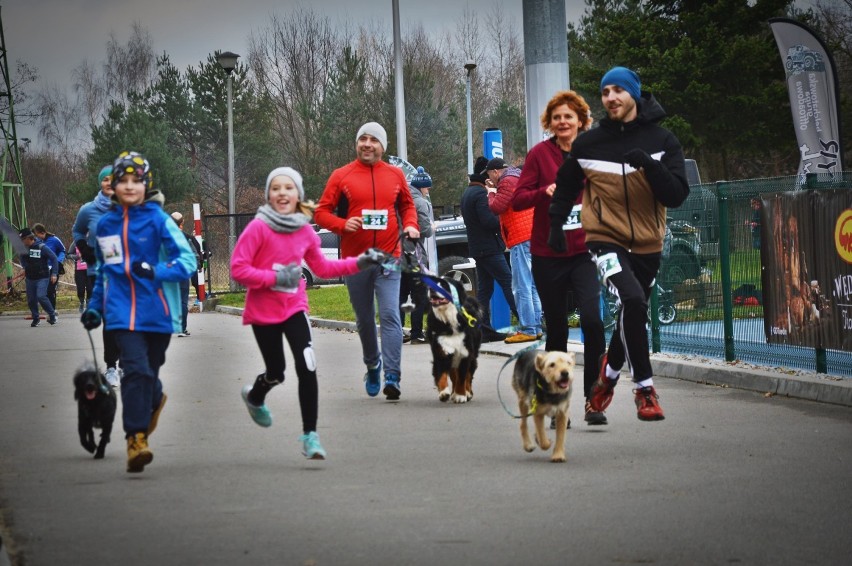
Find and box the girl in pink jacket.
[232,167,384,459]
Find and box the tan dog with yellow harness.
[511,349,575,462]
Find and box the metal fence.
[651,172,852,377]
[202,213,256,294]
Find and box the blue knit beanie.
[410,166,432,189]
[98,165,113,184]
[601,66,641,101]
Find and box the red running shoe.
[589,353,617,412]
[634,386,665,421]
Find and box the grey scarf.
[255,204,311,233]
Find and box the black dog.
[73,363,117,459]
[424,276,483,403]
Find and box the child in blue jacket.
[81,151,196,473]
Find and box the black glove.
[547,222,566,253]
[132,261,155,279]
[623,148,654,171]
[76,239,96,264]
[80,309,102,330]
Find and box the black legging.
[588,244,660,384]
[399,272,428,337]
[532,253,605,400]
[251,312,318,433]
[75,268,92,303]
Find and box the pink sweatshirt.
[231,220,360,325]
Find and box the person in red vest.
[485,158,541,343]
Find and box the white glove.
[356,248,386,270]
[272,263,302,291]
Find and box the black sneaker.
[481,328,508,342]
[584,400,608,425]
[48,315,57,325]
[31,319,40,327]
[409,334,426,344]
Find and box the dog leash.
[86,329,110,394]
[381,233,480,327]
[495,337,547,419]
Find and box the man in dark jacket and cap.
[549,66,689,422]
[19,227,58,327]
[460,156,518,341]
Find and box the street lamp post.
[217,51,239,291]
[464,61,476,175]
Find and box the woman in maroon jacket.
[512,90,608,426]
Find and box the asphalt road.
[1,311,851,566]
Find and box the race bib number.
[562,204,582,231]
[97,235,123,265]
[28,248,42,259]
[593,252,622,283]
[361,209,389,230]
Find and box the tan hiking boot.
[126,432,153,473]
[147,393,168,436]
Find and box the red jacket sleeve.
[314,168,348,235]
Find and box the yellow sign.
[836,209,852,264]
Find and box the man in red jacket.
[485,158,541,343]
[315,122,420,401]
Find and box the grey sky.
[4,0,589,145]
[4,0,586,94]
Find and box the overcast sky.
[4,1,585,131]
[2,1,592,146]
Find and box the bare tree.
[34,22,156,161]
[35,83,88,161]
[0,61,39,127]
[248,8,339,177]
[72,60,107,128]
[103,22,156,107]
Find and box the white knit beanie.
[355,122,387,151]
[265,167,304,201]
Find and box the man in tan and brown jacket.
[549,66,689,422]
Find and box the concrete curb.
[216,306,852,408]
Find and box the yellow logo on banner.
[836,209,852,264]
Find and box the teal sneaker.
[241,385,272,427]
[364,360,382,397]
[383,373,401,400]
[299,431,327,460]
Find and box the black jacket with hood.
[550,92,689,255]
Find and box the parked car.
[667,158,719,262]
[432,214,477,295]
[659,219,702,287]
[301,227,343,287]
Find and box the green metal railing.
[652,171,852,377]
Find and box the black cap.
[485,157,507,171]
[19,227,33,239]
[469,156,489,184]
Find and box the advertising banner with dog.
[769,18,844,182]
[761,190,852,351]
